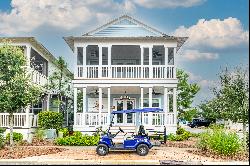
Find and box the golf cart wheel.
[136,144,149,156]
[96,144,109,156]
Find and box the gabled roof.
[64,15,188,52]
[0,37,73,78]
[83,15,165,37]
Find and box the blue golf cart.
[96,108,163,156]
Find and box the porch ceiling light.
[120,91,131,100]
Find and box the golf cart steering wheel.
[119,127,124,133]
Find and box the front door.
[113,98,136,126]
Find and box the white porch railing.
[74,112,175,127]
[142,112,175,126]
[77,65,175,79]
[75,113,108,126]
[0,113,38,128]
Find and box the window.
[143,48,149,65]
[152,99,160,107]
[86,45,99,65]
[168,48,174,65]
[30,48,48,76]
[143,99,149,107]
[30,100,43,114]
[153,45,165,65]
[141,98,160,108]
[102,47,108,65]
[77,47,83,65]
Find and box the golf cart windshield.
[111,108,163,114]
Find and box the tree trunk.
[9,113,14,148]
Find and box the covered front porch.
[73,85,177,133]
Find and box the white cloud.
[174,17,249,61]
[178,49,219,61]
[0,0,135,35]
[175,17,249,50]
[198,79,218,89]
[130,0,205,8]
[186,71,202,82]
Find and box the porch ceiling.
[86,86,165,95]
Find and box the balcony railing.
[27,68,47,86]
[77,65,175,79]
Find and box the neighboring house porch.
[0,37,73,140]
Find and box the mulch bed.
[187,149,249,161]
[0,146,66,159]
[164,138,197,148]
[19,138,55,146]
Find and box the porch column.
[73,87,77,126]
[173,88,177,125]
[83,46,87,78]
[108,45,112,78]
[140,46,144,78]
[82,87,86,126]
[164,87,168,126]
[74,46,78,78]
[98,87,103,126]
[164,46,168,78]
[148,87,153,125]
[46,94,50,111]
[26,45,31,67]
[140,87,144,125]
[98,46,102,78]
[25,106,30,128]
[173,48,176,79]
[149,46,153,78]
[107,87,111,125]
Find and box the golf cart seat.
[138,125,148,136]
[109,126,136,143]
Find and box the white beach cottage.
[64,15,188,135]
[0,37,73,140]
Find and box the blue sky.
[0,0,249,106]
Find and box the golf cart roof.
[111,108,163,114]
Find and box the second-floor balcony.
[28,67,48,86]
[75,45,176,79]
[77,65,175,79]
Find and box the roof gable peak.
[83,15,165,37]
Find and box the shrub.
[59,128,69,137]
[38,111,63,131]
[190,132,200,138]
[197,129,242,156]
[176,127,185,135]
[93,126,107,136]
[6,132,23,143]
[167,127,192,141]
[0,128,6,134]
[35,128,46,141]
[196,131,211,150]
[55,132,100,146]
[209,123,224,130]
[0,128,6,148]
